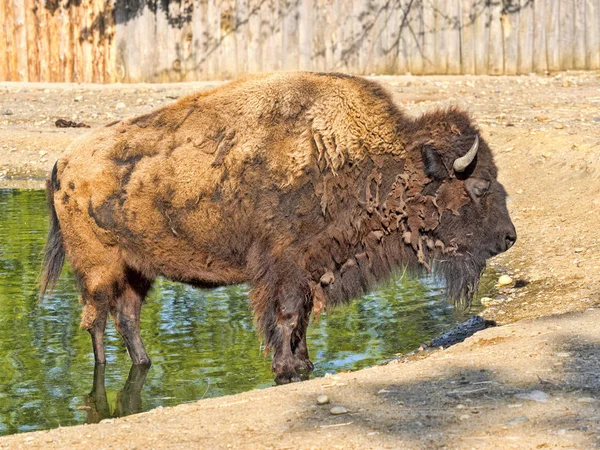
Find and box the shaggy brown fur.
[40,72,515,383]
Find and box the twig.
[319,421,354,429]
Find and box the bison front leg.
[252,271,313,385]
[291,311,314,374]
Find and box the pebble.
[74,95,83,102]
[480,296,493,306]
[505,416,529,426]
[116,102,126,109]
[515,390,550,403]
[316,395,330,405]
[2,108,13,115]
[553,122,564,129]
[497,275,513,286]
[330,406,348,415]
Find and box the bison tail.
[39,162,66,300]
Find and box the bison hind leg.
[80,294,110,365]
[110,268,154,366]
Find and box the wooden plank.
[559,0,575,69]
[433,0,447,73]
[218,0,236,78]
[460,0,475,74]
[0,0,9,80]
[204,0,220,79]
[91,0,102,83]
[235,0,250,76]
[47,2,60,81]
[392,0,406,74]
[422,0,435,74]
[259,0,272,72]
[406,0,424,75]
[472,0,488,74]
[24,0,39,81]
[282,0,300,71]
[371,1,387,74]
[4,0,18,80]
[545,0,560,72]
[13,0,28,81]
[154,0,171,81]
[262,0,280,72]
[246,0,262,72]
[36,1,51,82]
[354,0,371,74]
[532,0,547,72]
[586,0,600,69]
[517,0,533,74]
[310,0,325,71]
[193,0,208,78]
[298,0,313,70]
[103,0,116,83]
[59,0,72,81]
[71,0,83,82]
[501,0,519,75]
[81,0,94,82]
[446,0,461,74]
[332,0,346,73]
[487,0,503,74]
[574,0,587,68]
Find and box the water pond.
[0,188,492,435]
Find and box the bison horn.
[453,135,479,173]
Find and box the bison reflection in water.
[84,365,149,423]
[40,72,516,384]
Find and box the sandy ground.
[0,72,599,449]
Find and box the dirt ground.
[0,72,599,449]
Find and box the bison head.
[408,109,516,303]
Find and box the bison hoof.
[295,359,314,373]
[274,372,302,385]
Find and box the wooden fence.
[1,0,599,83]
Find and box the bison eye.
[473,186,487,197]
[466,178,490,200]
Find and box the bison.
[40,72,516,384]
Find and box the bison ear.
[421,144,448,180]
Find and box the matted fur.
[40,72,515,381]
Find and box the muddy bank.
[1,72,599,448]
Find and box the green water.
[0,189,489,435]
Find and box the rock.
[577,397,596,403]
[330,406,348,415]
[497,275,513,286]
[574,248,585,253]
[514,390,550,403]
[553,122,564,129]
[116,102,126,109]
[2,108,13,115]
[480,297,493,306]
[74,95,83,102]
[316,395,330,405]
[505,416,529,426]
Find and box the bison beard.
[39,72,516,384]
[433,254,487,306]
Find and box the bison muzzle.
[40,72,516,384]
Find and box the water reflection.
[0,189,490,435]
[84,365,149,423]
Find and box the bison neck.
[302,151,430,309]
